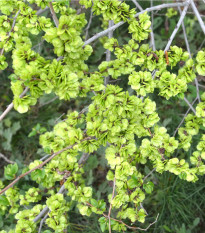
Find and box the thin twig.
[34,184,65,223]
[173,97,197,137]
[108,213,159,231]
[177,1,200,103]
[85,9,93,40]
[38,211,50,233]
[143,168,156,181]
[150,0,156,51]
[104,20,114,86]
[32,39,45,53]
[108,178,116,233]
[36,6,49,16]
[164,0,191,52]
[87,201,159,231]
[194,38,205,55]
[190,0,205,34]
[140,203,148,215]
[132,0,156,51]
[0,136,93,195]
[177,2,191,55]
[194,78,201,103]
[131,0,143,11]
[184,96,196,114]
[0,153,14,164]
[54,113,65,123]
[84,2,188,46]
[198,83,205,89]
[39,154,50,161]
[49,2,59,27]
[39,96,58,108]
[0,87,29,122]
[0,10,21,56]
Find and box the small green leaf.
[0,196,9,206]
[143,181,154,194]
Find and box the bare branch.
[39,96,58,108]
[104,20,114,86]
[34,184,65,223]
[38,211,49,233]
[85,9,93,40]
[108,213,159,231]
[177,1,200,102]
[164,0,191,52]
[184,96,196,114]
[49,2,59,27]
[108,178,116,233]
[150,0,156,51]
[0,9,21,56]
[143,168,156,181]
[84,2,188,46]
[131,0,143,11]
[36,6,49,16]
[0,153,14,164]
[173,97,197,137]
[190,0,205,34]
[177,3,191,55]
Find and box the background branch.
[0,153,14,164]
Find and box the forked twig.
[184,97,196,114]
[173,97,197,137]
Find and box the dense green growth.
[0,0,205,232]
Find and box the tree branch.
[190,0,205,34]
[0,9,21,56]
[104,20,114,86]
[184,96,196,114]
[36,6,49,16]
[164,0,191,52]
[85,8,93,40]
[173,97,197,137]
[177,1,200,103]
[108,178,116,233]
[0,153,14,164]
[84,2,188,46]
[0,137,93,195]
[49,2,59,27]
[38,211,50,233]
